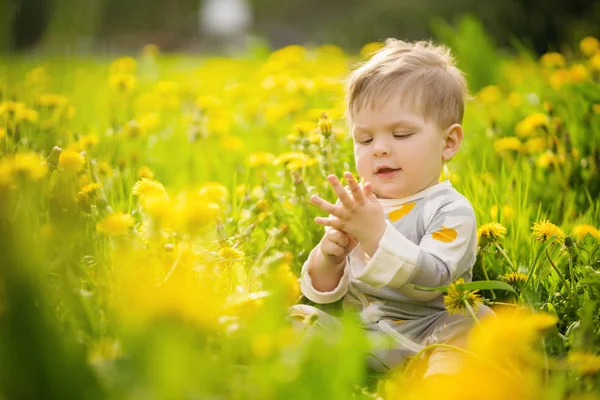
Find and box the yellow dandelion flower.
[360,41,384,58]
[540,52,566,68]
[572,224,600,240]
[220,135,244,152]
[139,113,160,131]
[493,137,522,153]
[78,134,99,151]
[8,152,48,182]
[248,152,275,168]
[507,92,523,109]
[58,149,85,173]
[110,56,137,74]
[132,178,167,199]
[123,120,144,138]
[531,220,565,242]
[522,137,547,153]
[109,73,137,93]
[96,212,134,236]
[142,43,160,57]
[199,182,229,204]
[477,85,502,105]
[318,113,332,136]
[218,245,245,261]
[501,272,529,286]
[549,69,570,91]
[580,36,600,56]
[141,195,174,224]
[80,182,102,198]
[443,278,482,315]
[536,151,559,168]
[37,93,69,109]
[182,200,220,231]
[567,352,600,376]
[477,222,507,247]
[97,161,112,177]
[489,205,514,221]
[0,127,5,140]
[516,113,549,137]
[590,53,600,71]
[593,104,600,115]
[195,95,221,110]
[569,64,589,83]
[137,166,154,180]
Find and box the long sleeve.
[300,247,351,304]
[354,200,477,300]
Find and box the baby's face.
[352,95,447,199]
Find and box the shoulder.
[423,185,475,227]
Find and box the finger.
[347,234,358,250]
[363,181,377,200]
[344,172,365,205]
[328,175,353,209]
[314,216,343,230]
[310,195,341,217]
[321,241,346,257]
[328,229,349,248]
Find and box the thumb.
[363,182,377,200]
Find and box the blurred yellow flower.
[123,120,144,138]
[489,205,514,221]
[569,64,589,83]
[97,161,113,177]
[590,53,600,71]
[522,137,547,153]
[536,151,559,168]
[360,41,384,58]
[593,104,600,114]
[195,95,222,110]
[59,149,85,173]
[0,127,5,140]
[109,73,137,93]
[248,152,275,167]
[77,134,99,151]
[2,152,48,183]
[138,113,160,131]
[443,278,482,315]
[516,113,549,137]
[96,212,134,236]
[137,166,154,180]
[477,85,502,105]
[110,56,137,74]
[531,220,565,242]
[199,182,229,204]
[493,137,522,153]
[540,52,566,68]
[572,224,600,240]
[507,92,523,109]
[142,43,160,57]
[568,352,600,376]
[580,36,600,56]
[220,136,244,152]
[80,182,102,198]
[549,69,570,91]
[37,93,69,109]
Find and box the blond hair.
[345,39,468,129]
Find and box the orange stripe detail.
[387,202,416,222]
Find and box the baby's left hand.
[310,172,386,256]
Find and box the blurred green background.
[2,0,600,55]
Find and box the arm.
[354,201,477,300]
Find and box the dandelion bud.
[318,113,332,137]
[47,146,62,171]
[564,235,574,248]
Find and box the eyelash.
[359,133,413,144]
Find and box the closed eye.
[393,133,413,139]
[359,138,373,144]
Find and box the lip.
[375,166,401,178]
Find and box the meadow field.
[1,19,600,399]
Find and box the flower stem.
[545,247,573,300]
[480,255,496,301]
[464,300,482,328]
[494,242,517,272]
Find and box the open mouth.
[375,167,401,177]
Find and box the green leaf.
[413,280,517,294]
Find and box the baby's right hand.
[320,228,358,266]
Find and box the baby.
[290,39,493,379]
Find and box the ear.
[441,124,464,162]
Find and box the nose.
[372,136,391,157]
